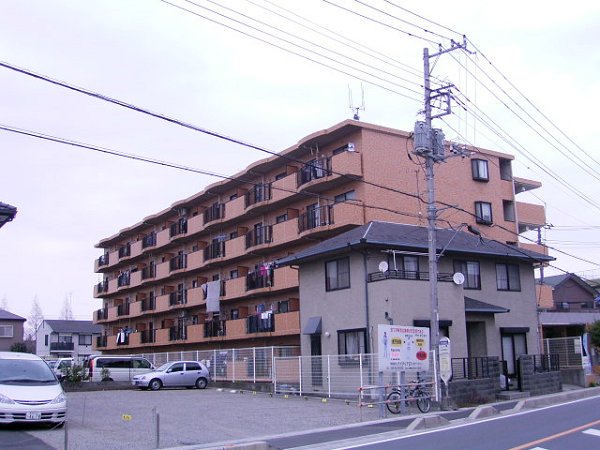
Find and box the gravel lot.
[25,387,382,449]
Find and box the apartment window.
[453,260,481,290]
[496,263,521,291]
[338,328,367,363]
[229,193,238,200]
[231,309,239,320]
[230,269,239,279]
[334,190,356,203]
[278,300,289,313]
[325,257,350,291]
[274,171,287,181]
[230,231,238,240]
[79,335,92,346]
[475,201,493,225]
[471,159,489,181]
[503,200,515,222]
[499,158,512,181]
[276,213,288,224]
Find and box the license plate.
[26,411,42,420]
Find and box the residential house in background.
[36,320,103,361]
[92,120,547,355]
[0,309,26,351]
[277,221,552,379]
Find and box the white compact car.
[132,360,209,391]
[0,352,67,425]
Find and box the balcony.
[140,329,156,344]
[98,253,109,267]
[118,243,131,259]
[141,296,156,312]
[297,157,332,187]
[245,183,272,209]
[245,225,273,249]
[247,313,275,333]
[50,342,74,352]
[204,241,225,261]
[95,307,109,321]
[298,205,333,233]
[96,335,107,348]
[170,218,188,239]
[141,232,156,249]
[516,201,546,231]
[170,254,187,272]
[204,320,226,338]
[203,202,225,225]
[297,151,363,192]
[169,326,188,341]
[116,303,130,317]
[96,280,109,295]
[247,268,274,291]
[141,264,155,280]
[169,290,188,306]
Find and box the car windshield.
[46,360,58,369]
[0,359,58,384]
[155,363,172,372]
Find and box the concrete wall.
[518,355,562,395]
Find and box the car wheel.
[195,377,208,389]
[149,379,162,391]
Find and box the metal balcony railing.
[141,297,155,312]
[298,205,333,233]
[367,270,455,283]
[96,280,109,293]
[117,271,130,287]
[142,232,156,249]
[204,320,226,338]
[50,342,74,351]
[96,336,108,348]
[118,243,131,258]
[141,265,155,280]
[98,253,109,267]
[245,225,273,248]
[170,218,188,238]
[245,183,272,207]
[297,157,332,186]
[203,202,225,224]
[246,269,274,291]
[169,254,187,271]
[96,308,109,321]
[169,290,188,306]
[117,303,130,317]
[140,329,156,344]
[169,326,188,341]
[246,313,275,333]
[203,241,225,261]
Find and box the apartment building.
[93,120,546,354]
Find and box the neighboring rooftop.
[278,221,554,266]
[0,202,17,229]
[43,320,103,334]
[0,309,26,321]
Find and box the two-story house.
[0,309,26,351]
[36,320,103,361]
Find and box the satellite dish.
[378,261,389,273]
[453,272,465,285]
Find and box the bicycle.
[385,379,431,414]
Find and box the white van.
[0,352,66,425]
[84,355,154,382]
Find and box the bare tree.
[60,293,74,320]
[26,295,44,339]
[0,295,7,311]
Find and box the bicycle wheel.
[415,390,431,413]
[386,390,402,414]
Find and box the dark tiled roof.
[44,320,103,334]
[539,273,598,296]
[464,297,509,314]
[278,221,554,266]
[0,202,17,228]
[0,309,26,321]
[539,274,569,287]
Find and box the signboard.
[378,324,430,372]
[438,336,452,384]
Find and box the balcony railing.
[298,205,333,233]
[141,265,155,280]
[98,253,109,267]
[169,254,187,271]
[169,290,188,306]
[117,303,130,317]
[118,243,131,258]
[204,241,225,261]
[117,271,131,287]
[245,225,273,248]
[204,202,225,224]
[367,270,454,283]
[140,329,156,344]
[169,326,188,341]
[50,342,74,351]
[96,280,109,293]
[246,268,274,290]
[245,183,272,208]
[170,218,188,238]
[142,232,156,249]
[204,320,226,338]
[141,297,155,312]
[96,336,107,348]
[247,313,275,333]
[297,157,332,186]
[96,307,109,321]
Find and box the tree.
[0,295,8,311]
[60,293,74,320]
[588,320,600,350]
[26,295,44,339]
[10,342,29,353]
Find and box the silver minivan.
[0,352,66,425]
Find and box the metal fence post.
[253,347,256,384]
[213,350,217,381]
[298,356,303,396]
[327,355,331,398]
[232,348,236,382]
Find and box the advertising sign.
[378,324,430,372]
[438,336,452,384]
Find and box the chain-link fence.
[543,337,584,369]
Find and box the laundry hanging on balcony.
[202,280,221,312]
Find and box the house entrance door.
[310,335,323,386]
[501,333,527,377]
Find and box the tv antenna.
[348,84,365,120]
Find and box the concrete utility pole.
[414,38,470,402]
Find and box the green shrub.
[63,364,89,383]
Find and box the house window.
[45,335,49,345]
[79,335,92,346]
[276,213,288,223]
[453,260,481,290]
[325,257,350,291]
[0,325,14,338]
[338,328,367,363]
[496,263,521,291]
[475,201,493,225]
[334,190,356,203]
[471,159,489,181]
[59,335,73,343]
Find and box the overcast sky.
[1,0,599,323]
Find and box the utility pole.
[413,38,470,403]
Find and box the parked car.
[132,361,209,390]
[46,357,74,380]
[0,352,66,425]
[84,355,154,382]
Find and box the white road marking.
[583,428,600,437]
